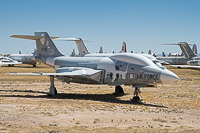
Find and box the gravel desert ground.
[0,64,200,132]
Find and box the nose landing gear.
[48,76,57,96]
[131,87,142,102]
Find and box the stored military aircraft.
[10,32,179,102]
[9,50,37,67]
[156,42,199,65]
[0,56,22,66]
[55,38,166,95]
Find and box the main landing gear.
[131,87,142,102]
[48,76,57,96]
[113,85,125,96]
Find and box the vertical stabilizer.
[192,44,198,55]
[11,32,63,66]
[178,42,197,58]
[120,42,127,53]
[54,37,90,56]
[34,32,63,57]
[70,49,76,57]
[148,50,152,55]
[99,46,103,53]
[162,52,165,57]
[75,38,90,56]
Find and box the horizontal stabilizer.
[11,35,58,40]
[54,38,92,42]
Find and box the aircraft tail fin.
[11,32,63,58]
[70,49,76,57]
[55,38,90,56]
[192,44,198,55]
[11,32,63,66]
[120,42,127,53]
[178,42,197,58]
[99,46,103,53]
[148,50,152,55]
[162,52,165,57]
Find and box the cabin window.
[127,64,136,73]
[130,74,133,79]
[106,72,113,79]
[115,61,128,71]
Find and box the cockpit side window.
[115,61,128,71]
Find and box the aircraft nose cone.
[160,69,179,83]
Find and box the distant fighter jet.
[9,50,37,67]
[0,56,22,66]
[10,32,179,102]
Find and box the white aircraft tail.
[178,42,197,58]
[192,44,198,55]
[120,42,127,53]
[55,38,90,56]
[161,42,197,58]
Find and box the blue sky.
[0,0,200,55]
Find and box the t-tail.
[54,37,90,56]
[11,32,63,66]
[178,42,197,58]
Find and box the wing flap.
[8,68,103,83]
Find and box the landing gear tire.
[48,86,57,96]
[131,96,142,102]
[130,87,142,102]
[113,85,124,96]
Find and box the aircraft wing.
[8,68,103,83]
[170,65,200,70]
[0,61,22,66]
[158,60,170,65]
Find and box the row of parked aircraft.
[0,51,36,67]
[7,32,180,102]
[2,36,199,69]
[1,32,199,102]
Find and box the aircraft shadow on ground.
[0,89,167,108]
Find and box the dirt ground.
[0,64,200,132]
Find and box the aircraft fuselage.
[50,54,178,86]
